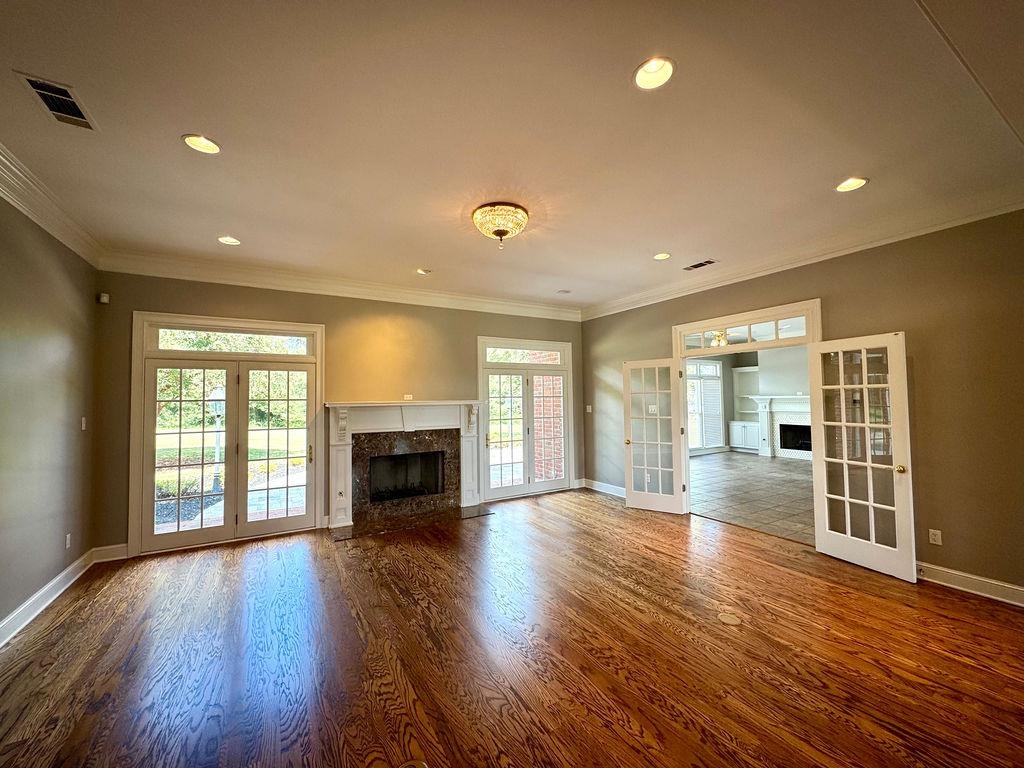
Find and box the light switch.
[585,405,592,413]
[81,417,87,431]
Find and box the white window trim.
[673,298,822,358]
[127,312,327,557]
[686,362,724,451]
[477,336,576,500]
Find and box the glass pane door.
[487,372,527,499]
[811,333,916,581]
[142,360,237,552]
[237,364,316,537]
[623,359,682,514]
[531,373,567,492]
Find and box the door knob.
[894,464,906,474]
[625,439,632,445]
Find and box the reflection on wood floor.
[1,489,1023,767]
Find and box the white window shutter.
[701,378,724,447]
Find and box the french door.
[485,370,569,499]
[623,359,683,513]
[238,363,316,537]
[809,333,916,582]
[142,360,315,553]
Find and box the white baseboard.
[92,543,128,563]
[584,479,626,498]
[571,478,586,489]
[917,562,1024,608]
[0,544,129,648]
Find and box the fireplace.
[350,428,462,536]
[370,450,444,502]
[780,423,812,452]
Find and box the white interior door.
[810,332,916,582]
[142,360,238,553]
[623,359,683,513]
[237,363,317,537]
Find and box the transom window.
[158,328,310,355]
[674,299,821,358]
[485,347,562,365]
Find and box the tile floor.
[688,451,815,545]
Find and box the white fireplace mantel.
[324,400,482,530]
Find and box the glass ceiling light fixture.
[472,202,529,249]
[709,330,728,347]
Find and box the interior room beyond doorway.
[686,346,814,545]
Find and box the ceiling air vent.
[683,259,717,271]
[21,74,93,129]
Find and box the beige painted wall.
[582,209,1024,586]
[757,346,810,395]
[0,201,95,618]
[91,272,583,547]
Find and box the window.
[485,347,562,365]
[675,300,820,356]
[687,361,724,451]
[158,328,310,355]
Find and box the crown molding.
[0,141,105,266]
[97,250,583,322]
[579,200,1024,321]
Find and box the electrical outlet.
[65,533,71,550]
[928,529,943,546]
[585,405,592,413]
[403,394,413,401]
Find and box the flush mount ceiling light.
[836,176,868,192]
[182,134,221,154]
[653,252,672,261]
[634,57,674,90]
[709,330,728,348]
[217,235,241,245]
[416,268,432,275]
[472,202,529,249]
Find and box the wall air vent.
[683,259,717,271]
[20,74,93,129]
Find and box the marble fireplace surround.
[326,401,482,536]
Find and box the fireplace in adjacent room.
[779,423,812,452]
[369,450,444,502]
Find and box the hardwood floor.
[1,490,1023,767]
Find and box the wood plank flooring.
[1,489,1022,767]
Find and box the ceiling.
[1,0,1022,319]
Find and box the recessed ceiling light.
[836,177,868,192]
[556,289,572,294]
[653,252,672,261]
[182,134,221,154]
[634,57,674,90]
[416,268,432,275]
[217,235,240,246]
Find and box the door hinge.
[678,369,683,378]
[235,443,239,455]
[235,513,238,524]
[681,484,686,492]
[237,373,240,384]
[527,426,531,435]
[680,427,685,435]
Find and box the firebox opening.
[369,451,444,502]
[780,423,812,451]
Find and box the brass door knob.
[894,464,907,474]
[625,439,632,445]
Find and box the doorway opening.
[685,347,814,545]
